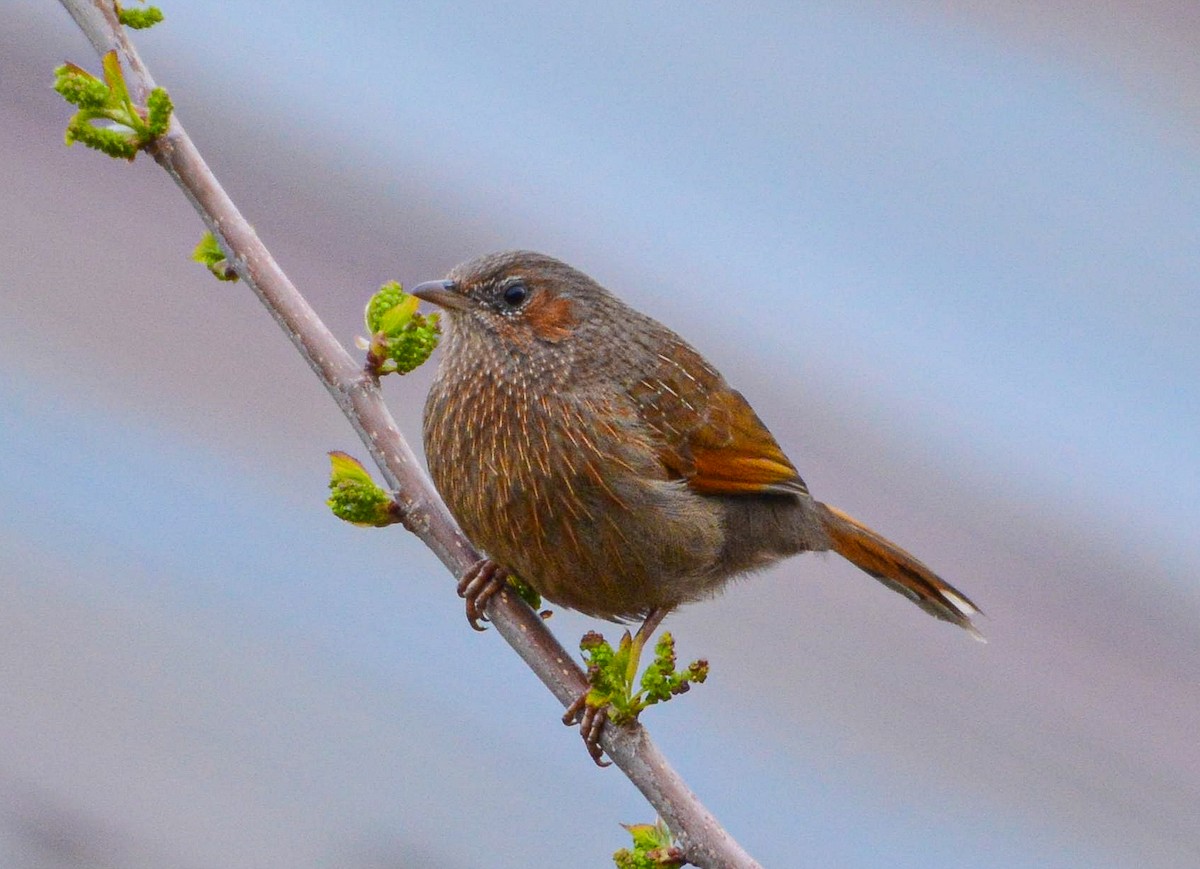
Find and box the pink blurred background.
[3,2,1198,866]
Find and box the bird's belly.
[425,388,724,620]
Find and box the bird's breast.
[422,364,725,619]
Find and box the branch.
[54,2,761,866]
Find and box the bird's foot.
[561,608,670,767]
[457,558,509,631]
[566,608,709,767]
[562,691,612,767]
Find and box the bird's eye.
[501,281,529,308]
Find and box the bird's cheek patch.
[525,293,578,343]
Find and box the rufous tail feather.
[817,502,984,640]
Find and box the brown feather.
[525,292,578,343]
[420,250,980,634]
[817,502,983,637]
[629,341,808,497]
[686,388,807,496]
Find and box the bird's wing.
[628,341,809,498]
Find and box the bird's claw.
[563,691,612,767]
[457,558,508,631]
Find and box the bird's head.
[412,250,596,354]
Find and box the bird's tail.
[817,502,984,640]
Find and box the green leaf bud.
[191,231,238,281]
[53,64,109,110]
[117,4,165,29]
[613,821,683,869]
[146,87,173,135]
[326,451,400,527]
[365,281,407,334]
[505,574,543,610]
[65,119,138,160]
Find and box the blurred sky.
[2,1,1199,867]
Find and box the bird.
[412,250,981,761]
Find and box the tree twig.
[53,2,762,865]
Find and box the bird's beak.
[411,279,470,311]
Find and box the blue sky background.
[3,2,1198,866]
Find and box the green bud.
[100,51,131,108]
[53,64,109,110]
[505,574,543,610]
[613,821,683,869]
[65,119,138,160]
[326,451,400,527]
[612,850,652,869]
[639,632,708,705]
[192,231,238,281]
[117,4,165,29]
[629,823,664,851]
[377,295,420,336]
[579,627,708,726]
[383,312,441,374]
[146,87,173,135]
[53,52,172,162]
[365,281,407,334]
[364,282,441,376]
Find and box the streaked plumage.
[418,251,980,633]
